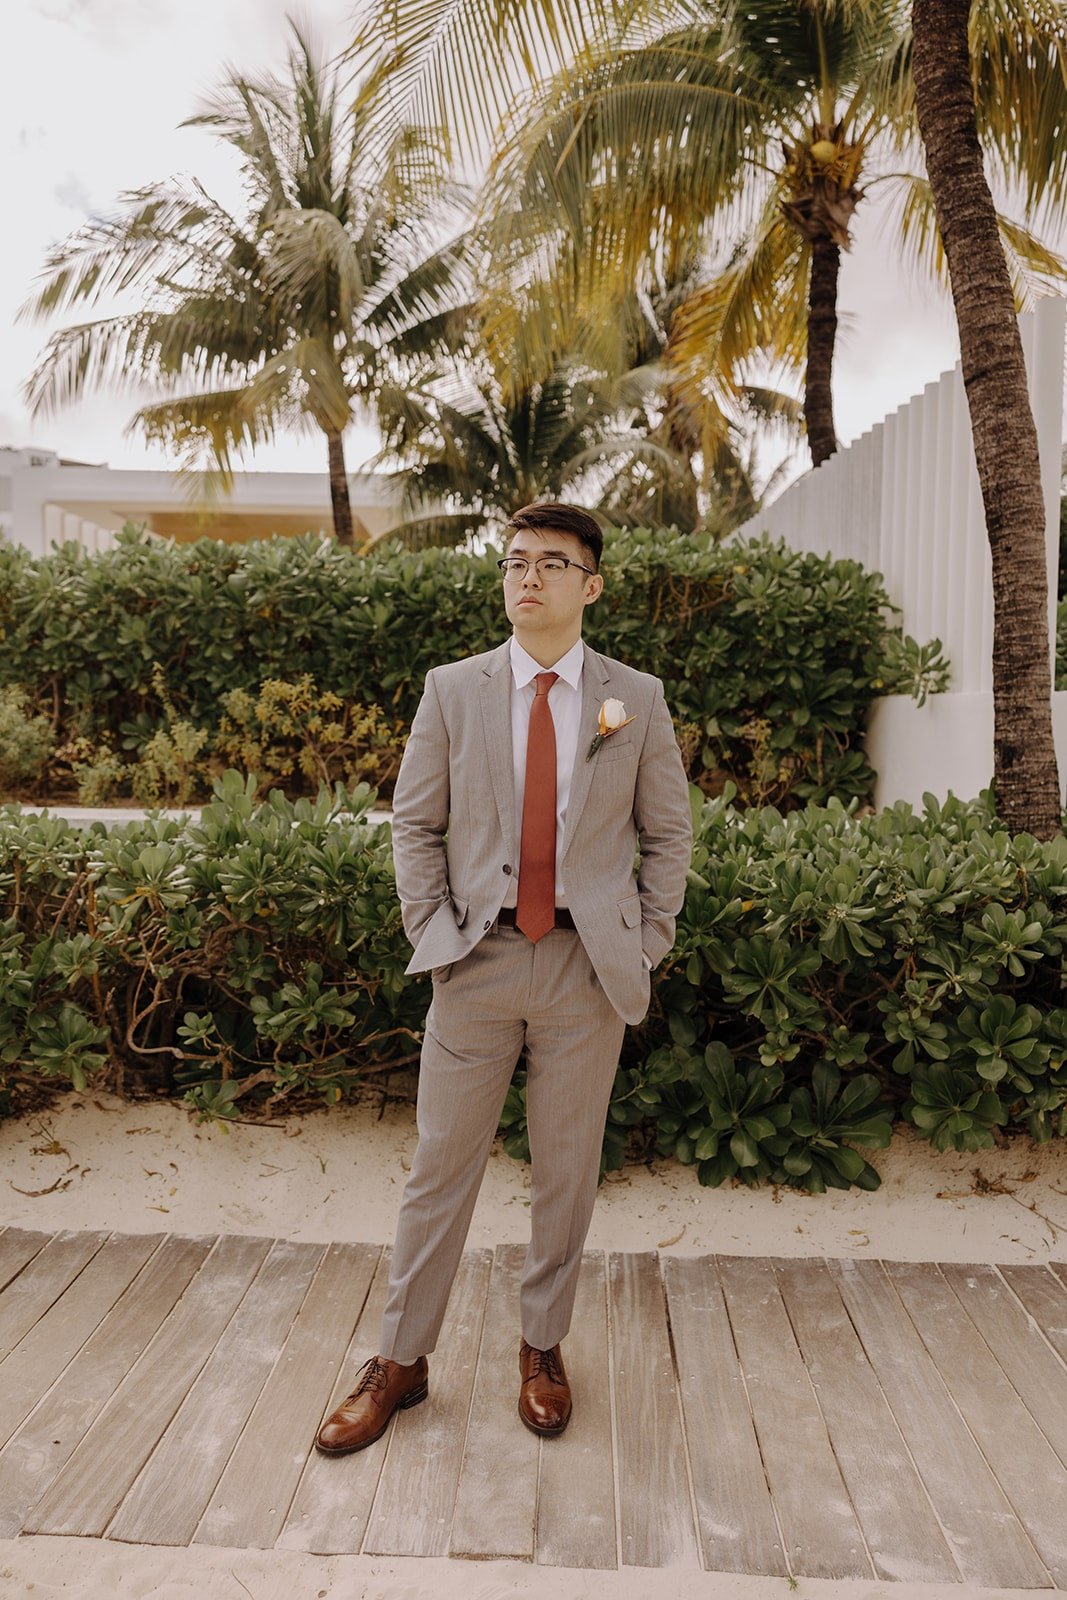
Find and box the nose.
[521,566,543,590]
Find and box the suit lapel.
[561,644,613,861]
[479,639,515,854]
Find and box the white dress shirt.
[502,633,584,909]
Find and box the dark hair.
[504,502,604,572]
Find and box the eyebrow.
[506,545,572,558]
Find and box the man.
[315,502,692,1454]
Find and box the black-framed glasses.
[498,556,596,583]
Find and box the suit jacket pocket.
[618,892,642,928]
[596,738,635,763]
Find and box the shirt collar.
[509,634,584,691]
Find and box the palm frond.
[18,180,249,321]
[882,171,1067,306]
[130,387,283,481]
[667,197,807,421]
[22,313,155,417]
[262,208,367,328]
[970,0,1067,209]
[344,0,664,159]
[236,340,352,434]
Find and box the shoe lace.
[347,1355,390,1401]
[527,1344,564,1384]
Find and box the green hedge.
[2,775,1064,1190]
[0,525,947,808]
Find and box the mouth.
[518,598,541,606]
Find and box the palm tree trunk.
[805,237,839,467]
[912,0,1062,838]
[327,430,354,546]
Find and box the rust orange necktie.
[516,670,559,941]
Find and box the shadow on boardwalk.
[1,1226,1066,1585]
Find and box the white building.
[0,446,402,556]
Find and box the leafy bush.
[0,686,56,791]
[52,667,406,807]
[0,773,424,1118]
[3,778,1063,1191]
[499,784,1067,1185]
[0,525,948,808]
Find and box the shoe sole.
[517,1399,571,1437]
[314,1379,429,1456]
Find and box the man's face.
[501,527,603,635]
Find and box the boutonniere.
[586,697,635,760]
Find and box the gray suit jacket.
[389,637,694,1024]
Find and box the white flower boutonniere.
[586,697,636,760]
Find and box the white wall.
[868,691,1067,812]
[731,298,1066,806]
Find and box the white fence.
[729,296,1067,805]
[732,296,1065,695]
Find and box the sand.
[2,1089,1066,1599]
[3,1087,1066,1263]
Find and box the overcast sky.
[3,0,1063,485]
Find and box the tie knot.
[534,672,559,696]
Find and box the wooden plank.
[24,1233,270,1537]
[609,1250,699,1569]
[663,1255,786,1577]
[277,1246,392,1554]
[1001,1262,1067,1365]
[829,1259,1049,1588]
[107,1239,327,1546]
[774,1258,957,1583]
[942,1263,1067,1472]
[195,1241,381,1549]
[0,1226,53,1290]
[887,1260,1067,1584]
[363,1248,493,1557]
[0,1233,213,1540]
[451,1243,539,1561]
[0,1230,108,1358]
[717,1255,870,1580]
[0,1231,161,1449]
[536,1251,617,1570]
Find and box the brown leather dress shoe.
[315,1354,429,1455]
[518,1338,572,1436]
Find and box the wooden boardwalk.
[2,1226,1067,1584]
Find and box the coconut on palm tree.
[21,21,470,544]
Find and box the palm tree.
[911,0,1062,838]
[370,350,702,546]
[371,265,800,545]
[348,0,1067,467]
[20,22,470,544]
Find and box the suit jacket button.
[502,864,512,874]
[483,919,492,930]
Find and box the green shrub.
[3,776,1064,1192]
[0,686,55,791]
[0,772,423,1118]
[0,525,948,809]
[500,784,1067,1186]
